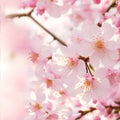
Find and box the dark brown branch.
[75,104,120,120]
[29,15,67,47]
[103,0,116,15]
[106,1,116,13]
[75,107,96,120]
[6,9,67,47]
[6,9,34,18]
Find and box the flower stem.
[78,56,94,76]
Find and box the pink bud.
[93,0,101,4]
[36,8,45,15]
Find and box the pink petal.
[102,22,117,41]
[80,21,101,41]
[106,41,119,50]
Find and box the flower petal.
[80,21,101,41]
[102,22,117,41]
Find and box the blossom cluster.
[1,0,120,120]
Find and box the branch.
[29,15,67,47]
[103,0,116,15]
[105,1,116,13]
[6,9,34,18]
[75,107,96,120]
[6,9,67,47]
[75,104,120,120]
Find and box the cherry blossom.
[79,20,119,67]
[1,0,120,120]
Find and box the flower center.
[29,51,39,62]
[67,58,78,68]
[94,39,105,51]
[30,102,42,111]
[33,103,41,110]
[84,79,92,91]
[59,90,66,96]
[46,79,53,88]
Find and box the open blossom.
[79,20,118,67]
[45,47,86,81]
[2,0,120,120]
[69,0,101,25]
[36,0,75,17]
[22,0,75,17]
[36,0,64,17]
[75,68,110,102]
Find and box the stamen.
[94,39,105,51]
[59,90,66,95]
[30,102,42,111]
[67,58,78,68]
[29,52,39,62]
[84,79,92,91]
[45,79,53,88]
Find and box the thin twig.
[75,104,120,120]
[6,9,34,18]
[75,107,96,120]
[6,9,67,47]
[78,56,93,75]
[103,0,116,15]
[29,15,67,47]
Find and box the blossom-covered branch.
[2,0,120,120]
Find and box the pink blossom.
[36,0,74,17]
[79,21,118,67]
[69,0,101,25]
[2,0,120,120]
[75,68,110,102]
